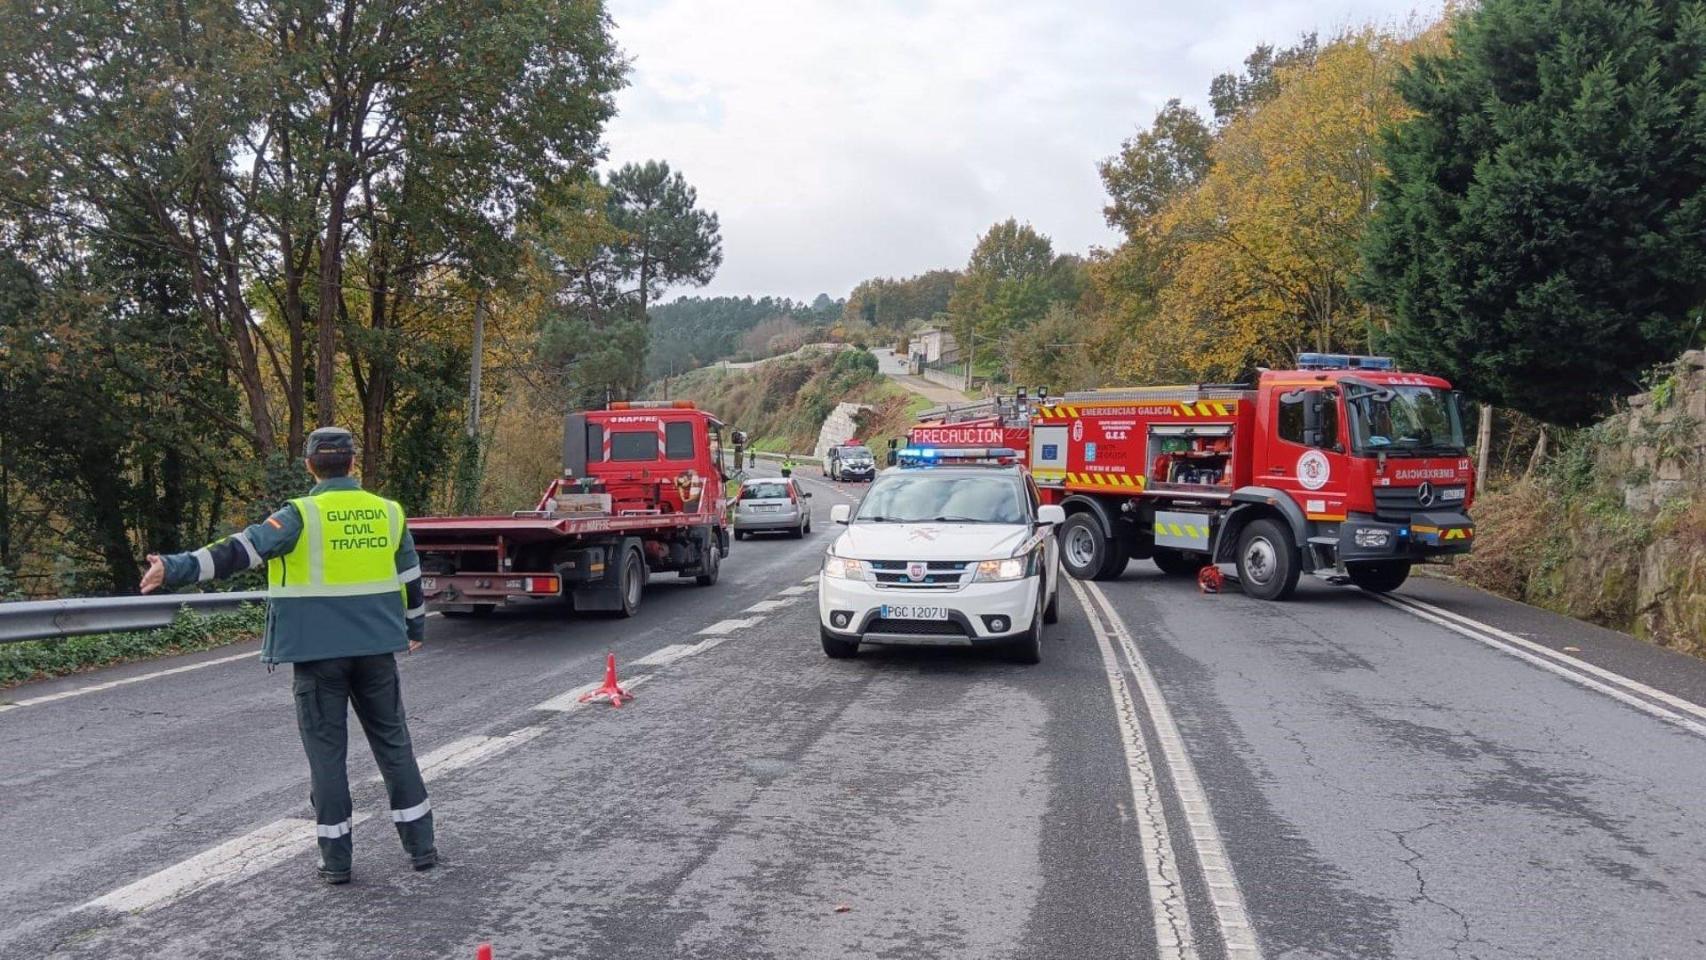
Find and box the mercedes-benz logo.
[1416,481,1436,507]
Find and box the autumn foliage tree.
[1139,28,1431,381]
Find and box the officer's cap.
[305,427,357,457]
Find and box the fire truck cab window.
[1278,390,1337,448]
[665,421,696,460]
[609,431,659,462]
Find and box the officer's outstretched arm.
[153,505,304,591]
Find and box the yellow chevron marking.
[1213,402,1230,415]
[1178,404,1195,417]
[1193,401,1209,415]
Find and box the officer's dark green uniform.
[159,427,435,883]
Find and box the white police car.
[817,447,1064,664]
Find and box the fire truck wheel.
[1347,560,1412,593]
[1094,539,1130,580]
[1236,518,1301,601]
[1152,548,1200,577]
[694,537,720,586]
[1059,514,1110,580]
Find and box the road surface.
[5,466,1706,959]
[872,347,972,404]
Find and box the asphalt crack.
[1390,822,1482,959]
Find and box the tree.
[1360,0,1706,426]
[844,270,958,330]
[1098,100,1214,238]
[604,160,723,318]
[1208,34,1321,124]
[947,220,1074,352]
[1150,29,1428,380]
[0,0,626,462]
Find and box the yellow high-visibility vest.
[269,489,403,599]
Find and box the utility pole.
[467,295,486,438]
[1475,402,1493,489]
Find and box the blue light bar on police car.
[1296,353,1396,371]
[896,446,1019,465]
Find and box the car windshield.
[854,474,1026,524]
[740,482,790,500]
[841,446,873,459]
[1347,385,1467,456]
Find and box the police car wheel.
[820,626,859,659]
[1043,579,1060,624]
[1347,560,1411,593]
[1007,586,1045,664]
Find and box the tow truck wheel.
[1152,548,1199,577]
[1059,513,1109,580]
[616,548,645,617]
[1347,560,1412,593]
[694,537,720,586]
[820,626,859,659]
[1236,518,1301,601]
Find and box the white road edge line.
[743,599,791,613]
[699,617,760,636]
[778,584,815,597]
[0,649,257,713]
[416,725,549,781]
[1373,593,1706,739]
[1067,577,1200,960]
[1081,578,1265,960]
[82,814,370,915]
[1383,592,1706,724]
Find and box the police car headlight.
[975,557,1029,582]
[823,555,870,580]
[1354,528,1391,548]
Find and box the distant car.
[825,444,877,482]
[817,448,1063,664]
[733,477,812,539]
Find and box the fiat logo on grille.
[1416,481,1436,507]
[906,562,927,582]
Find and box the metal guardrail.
[0,592,265,645]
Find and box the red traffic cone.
[1197,565,1225,594]
[476,944,493,960]
[578,652,635,707]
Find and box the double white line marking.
[1069,577,1262,960]
[1375,592,1706,739]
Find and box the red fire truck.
[410,402,741,617]
[907,396,1035,465]
[912,355,1476,600]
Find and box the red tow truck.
[907,354,1477,599]
[410,402,741,617]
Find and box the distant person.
[781,455,795,478]
[140,427,435,885]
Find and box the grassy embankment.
[647,348,930,458]
[0,603,266,692]
[1452,356,1705,654]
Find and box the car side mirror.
[830,503,851,525]
[1037,505,1066,526]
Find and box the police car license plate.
[881,604,949,620]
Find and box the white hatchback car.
[817,458,1064,663]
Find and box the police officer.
[781,454,795,478]
[141,427,435,885]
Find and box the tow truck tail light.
[520,576,560,594]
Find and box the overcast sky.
[603,0,1439,303]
